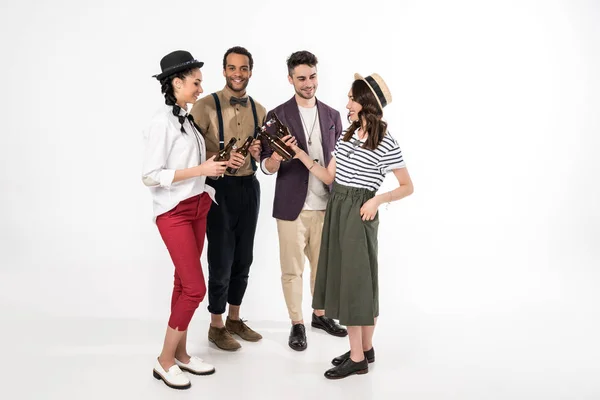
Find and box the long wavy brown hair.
[342,79,388,150]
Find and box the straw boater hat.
[354,73,392,111]
[152,50,204,80]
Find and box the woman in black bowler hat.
[142,50,227,389]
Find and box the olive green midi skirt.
[312,182,379,326]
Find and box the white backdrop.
[1,0,599,396]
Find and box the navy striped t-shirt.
[333,130,405,191]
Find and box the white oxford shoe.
[175,356,216,375]
[153,360,191,390]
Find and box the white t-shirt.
[298,105,328,210]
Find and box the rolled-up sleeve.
[142,119,175,187]
[377,144,405,174]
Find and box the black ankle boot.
[324,357,368,379]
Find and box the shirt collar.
[353,128,367,143]
[164,104,188,117]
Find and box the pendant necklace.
[299,107,319,145]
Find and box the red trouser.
[156,193,212,331]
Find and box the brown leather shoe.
[225,317,263,342]
[208,325,241,351]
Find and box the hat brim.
[152,60,204,80]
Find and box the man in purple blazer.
[260,51,347,351]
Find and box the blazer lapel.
[316,99,333,159]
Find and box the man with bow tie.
[190,46,266,351]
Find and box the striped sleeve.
[332,134,343,157]
[377,134,405,173]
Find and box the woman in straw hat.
[289,73,414,379]
[142,50,228,389]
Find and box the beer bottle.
[257,120,295,160]
[215,137,237,161]
[208,137,237,180]
[226,136,254,175]
[272,113,292,138]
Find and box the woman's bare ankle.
[157,357,175,370]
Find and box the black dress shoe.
[288,323,307,351]
[332,347,375,366]
[311,313,348,337]
[324,357,368,379]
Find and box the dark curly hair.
[286,50,318,76]
[222,46,254,71]
[343,79,388,150]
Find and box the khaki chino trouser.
[276,210,325,322]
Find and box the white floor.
[2,1,600,396]
[3,304,600,400]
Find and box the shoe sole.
[311,322,348,337]
[288,342,307,351]
[324,368,369,380]
[153,370,191,390]
[178,365,216,376]
[208,337,241,351]
[228,332,263,342]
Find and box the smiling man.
[261,50,347,351]
[190,46,266,351]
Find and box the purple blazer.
[260,96,343,221]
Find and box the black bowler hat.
[152,50,204,80]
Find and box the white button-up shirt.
[142,105,216,220]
